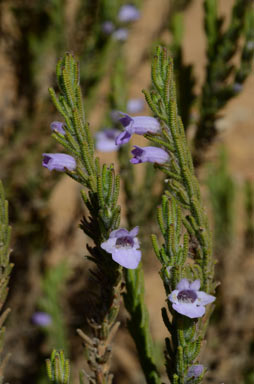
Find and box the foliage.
[144,47,216,383]
[0,182,13,383]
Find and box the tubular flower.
[42,153,76,172]
[115,113,160,145]
[130,146,169,164]
[101,227,141,269]
[169,278,215,319]
[50,121,65,135]
[95,129,121,152]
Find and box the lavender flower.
[115,113,160,145]
[101,227,141,269]
[127,98,145,114]
[169,279,215,319]
[102,21,115,35]
[187,364,204,379]
[50,121,65,135]
[112,28,128,41]
[42,153,76,172]
[233,82,243,94]
[118,4,140,23]
[130,146,169,164]
[32,312,52,327]
[95,129,121,152]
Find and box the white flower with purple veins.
[169,278,215,319]
[101,227,141,269]
[131,146,169,164]
[95,129,121,152]
[127,98,145,114]
[115,113,160,145]
[42,153,76,172]
[118,4,140,23]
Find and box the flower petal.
[133,238,140,249]
[168,290,179,304]
[119,113,133,128]
[172,303,205,318]
[196,291,216,305]
[129,226,139,237]
[109,228,129,238]
[132,116,160,135]
[112,248,141,269]
[101,238,117,253]
[176,278,190,291]
[190,279,201,291]
[115,129,133,145]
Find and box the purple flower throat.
[115,236,134,248]
[43,156,51,165]
[177,290,197,303]
[132,146,143,157]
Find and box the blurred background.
[0,0,253,383]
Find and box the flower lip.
[132,146,144,157]
[119,114,133,128]
[115,129,132,145]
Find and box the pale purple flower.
[115,113,160,145]
[127,98,145,114]
[169,278,215,319]
[130,146,169,164]
[102,21,115,35]
[101,227,141,269]
[50,121,65,135]
[32,312,52,327]
[187,364,204,379]
[112,28,128,41]
[118,5,140,23]
[95,129,121,152]
[42,153,76,172]
[233,82,242,94]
